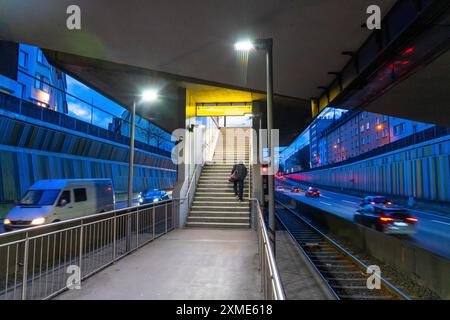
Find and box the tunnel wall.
[0,114,176,202]
[287,136,450,203]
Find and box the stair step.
[187,217,250,223]
[190,207,249,212]
[189,212,249,217]
[185,222,250,229]
[192,201,250,207]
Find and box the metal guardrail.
[0,200,175,300]
[252,199,285,300]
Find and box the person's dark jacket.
[231,164,248,180]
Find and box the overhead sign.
[196,104,252,116]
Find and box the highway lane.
[276,179,450,259]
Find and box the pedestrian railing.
[0,200,176,300]
[253,199,285,300]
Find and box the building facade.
[0,43,67,112]
[282,108,436,173]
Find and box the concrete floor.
[55,228,262,300]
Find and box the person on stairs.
[230,161,248,202]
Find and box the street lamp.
[126,89,159,251]
[235,38,276,252]
[127,89,159,208]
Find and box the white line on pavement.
[320,195,332,199]
[432,220,450,226]
[342,200,358,205]
[320,201,332,206]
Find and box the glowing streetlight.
[234,40,255,51]
[235,38,276,252]
[129,88,160,207]
[142,89,159,102]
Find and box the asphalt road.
[276,180,450,259]
[0,199,140,235]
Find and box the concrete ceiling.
[0,0,396,100]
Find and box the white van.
[3,179,115,230]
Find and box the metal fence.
[253,199,285,300]
[0,200,176,300]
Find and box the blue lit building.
[0,43,67,112]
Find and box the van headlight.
[31,217,46,225]
[153,198,159,203]
[3,218,11,225]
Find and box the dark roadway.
[276,179,450,259]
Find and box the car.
[353,204,418,235]
[3,179,115,231]
[305,187,320,197]
[138,189,170,204]
[359,195,392,207]
[290,187,301,193]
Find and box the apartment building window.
[35,73,50,93]
[383,115,388,122]
[18,50,28,68]
[354,128,358,136]
[360,125,365,133]
[366,122,370,130]
[394,123,405,136]
[383,128,388,138]
[16,83,26,99]
[360,113,364,120]
[367,135,370,144]
[37,50,47,65]
[375,117,380,124]
[376,132,380,140]
[361,137,365,145]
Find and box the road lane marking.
[320,201,332,206]
[342,200,358,205]
[432,220,450,226]
[320,195,332,199]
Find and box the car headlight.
[3,218,11,225]
[31,217,46,225]
[153,198,159,203]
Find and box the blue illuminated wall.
[287,136,450,202]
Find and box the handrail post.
[136,209,140,248]
[165,203,168,234]
[79,221,84,279]
[152,206,156,239]
[112,214,117,262]
[21,232,29,300]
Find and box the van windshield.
[20,190,60,206]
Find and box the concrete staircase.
[185,127,251,229]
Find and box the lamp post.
[126,89,158,251]
[235,38,276,253]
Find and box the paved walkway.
[55,228,262,300]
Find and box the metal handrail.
[251,198,285,300]
[0,201,177,300]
